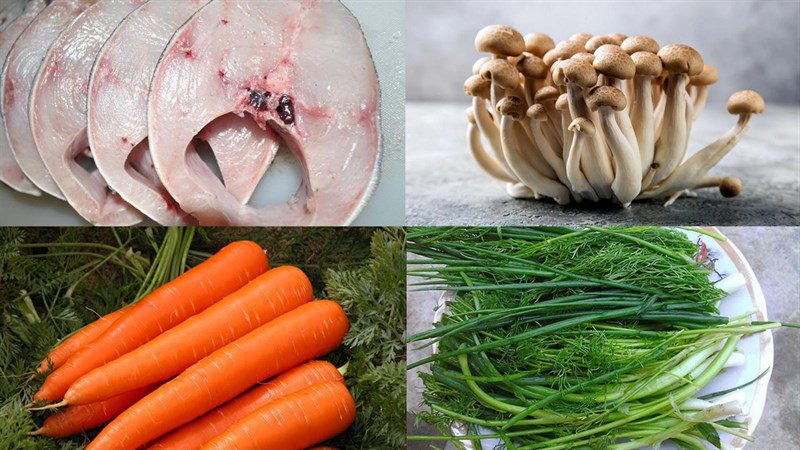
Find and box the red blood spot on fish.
[221,19,229,25]
[276,94,295,125]
[184,50,194,58]
[248,90,271,111]
[218,69,225,78]
[121,137,128,143]
[3,79,13,109]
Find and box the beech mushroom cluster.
[465,26,765,207]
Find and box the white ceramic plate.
[431,227,773,449]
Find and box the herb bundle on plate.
[408,227,795,449]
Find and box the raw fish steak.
[148,0,380,225]
[87,0,210,225]
[0,0,46,195]
[29,0,147,225]
[3,0,92,199]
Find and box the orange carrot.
[34,241,269,403]
[87,300,349,450]
[200,381,356,450]
[29,384,158,438]
[150,360,343,449]
[64,266,313,405]
[36,307,129,374]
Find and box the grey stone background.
[406,227,800,449]
[406,0,800,105]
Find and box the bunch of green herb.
[324,228,407,450]
[408,227,795,449]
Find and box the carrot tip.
[28,400,68,411]
[27,429,43,436]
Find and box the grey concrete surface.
[406,227,800,449]
[405,102,800,226]
[406,0,800,105]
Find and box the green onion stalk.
[407,227,797,449]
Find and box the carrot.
[150,360,343,449]
[87,300,349,450]
[36,307,129,374]
[63,266,313,405]
[200,381,356,450]
[29,384,158,438]
[33,241,268,403]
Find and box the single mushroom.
[629,51,663,178]
[517,53,548,104]
[554,59,615,199]
[592,46,638,151]
[475,25,525,114]
[466,107,514,182]
[566,117,600,202]
[585,35,618,53]
[472,56,491,75]
[639,90,764,205]
[480,58,524,113]
[534,86,564,147]
[689,64,719,120]
[465,74,517,181]
[569,32,593,47]
[648,44,704,186]
[555,93,573,159]
[497,97,571,204]
[527,103,572,192]
[542,40,584,67]
[524,32,555,58]
[608,33,628,45]
[692,176,743,198]
[587,85,642,207]
[620,35,660,110]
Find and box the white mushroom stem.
[473,97,517,181]
[597,107,642,207]
[608,78,639,152]
[631,75,656,178]
[499,115,571,204]
[692,85,710,120]
[653,91,667,137]
[565,83,614,198]
[566,123,599,202]
[506,182,537,199]
[639,114,752,200]
[467,114,515,182]
[529,117,572,191]
[560,109,574,160]
[651,74,691,185]
[514,122,557,180]
[541,102,563,146]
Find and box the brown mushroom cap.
[569,32,593,46]
[534,86,560,103]
[593,43,622,55]
[585,35,618,53]
[524,32,555,58]
[472,56,491,75]
[690,64,719,86]
[586,85,627,111]
[555,93,569,111]
[631,51,663,77]
[657,44,704,76]
[568,117,597,136]
[497,96,527,120]
[726,90,765,115]
[621,35,660,54]
[608,33,628,45]
[517,53,548,79]
[464,75,491,98]
[475,25,525,57]
[543,40,584,66]
[556,59,598,87]
[593,47,636,80]
[526,103,549,121]
[570,52,595,63]
[480,58,521,90]
[719,177,742,198]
